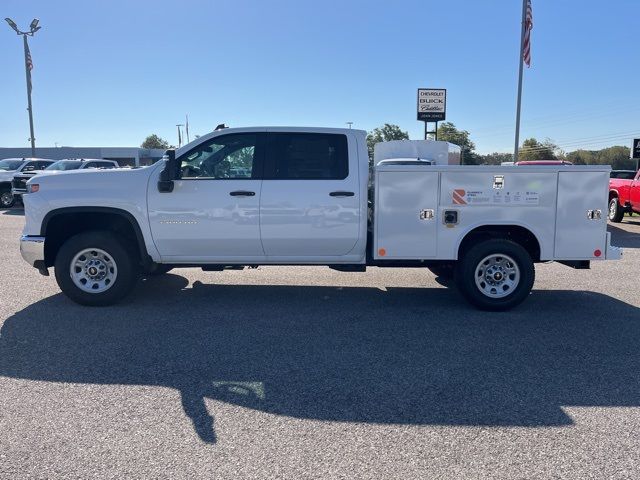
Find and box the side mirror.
[158,149,181,193]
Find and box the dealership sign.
[417,88,446,121]
[632,139,640,159]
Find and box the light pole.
[5,17,41,158]
[176,124,184,147]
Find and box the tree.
[518,138,558,161]
[566,146,633,170]
[366,124,410,160]
[436,122,481,165]
[141,134,170,150]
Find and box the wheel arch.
[41,207,152,268]
[457,224,542,262]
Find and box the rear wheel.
[608,197,624,222]
[0,190,15,209]
[54,231,138,306]
[455,239,535,311]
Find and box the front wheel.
[54,231,138,306]
[455,239,535,311]
[0,190,15,209]
[608,197,624,223]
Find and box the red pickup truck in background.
[609,169,640,222]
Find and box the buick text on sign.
[417,88,446,121]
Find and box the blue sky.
[1,0,638,154]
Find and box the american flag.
[25,41,33,94]
[26,42,33,71]
[523,0,533,67]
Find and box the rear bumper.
[605,231,622,260]
[20,235,45,268]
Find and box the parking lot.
[0,209,639,479]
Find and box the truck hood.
[27,164,161,196]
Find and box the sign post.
[417,88,446,140]
[632,138,640,171]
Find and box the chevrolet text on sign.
[417,88,446,121]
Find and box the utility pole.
[5,18,41,158]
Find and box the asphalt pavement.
[1,209,639,479]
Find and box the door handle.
[329,191,355,197]
[229,191,256,197]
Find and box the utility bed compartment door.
[374,171,439,259]
[554,171,608,259]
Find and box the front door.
[259,132,360,257]
[147,132,265,262]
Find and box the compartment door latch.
[587,209,602,220]
[420,209,435,220]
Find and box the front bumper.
[20,235,47,273]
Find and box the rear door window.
[265,133,348,180]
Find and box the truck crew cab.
[19,127,621,310]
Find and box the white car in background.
[0,158,55,208]
[11,159,120,204]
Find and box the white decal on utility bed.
[452,189,539,206]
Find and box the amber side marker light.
[27,184,39,193]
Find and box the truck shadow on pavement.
[1,208,24,216]
[608,223,640,248]
[1,275,639,444]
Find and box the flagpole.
[513,0,527,163]
[23,34,36,158]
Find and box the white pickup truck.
[19,127,621,310]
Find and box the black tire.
[0,190,15,209]
[455,239,535,311]
[608,197,624,223]
[144,263,173,276]
[54,230,138,306]
[427,263,455,280]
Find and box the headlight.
[27,183,39,193]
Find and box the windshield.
[45,160,82,171]
[610,171,637,180]
[0,159,24,171]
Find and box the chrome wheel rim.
[70,248,118,293]
[609,200,617,218]
[0,192,13,206]
[474,253,520,299]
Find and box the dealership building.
[0,147,166,167]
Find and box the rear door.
[260,132,360,257]
[147,132,266,261]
